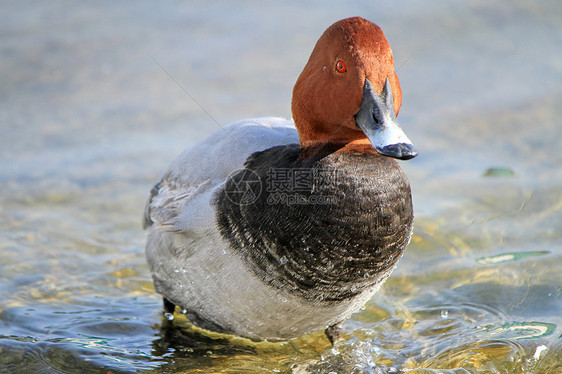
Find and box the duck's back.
[143,117,298,231]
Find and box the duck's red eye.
[336,60,347,73]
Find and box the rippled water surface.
[1,1,561,373]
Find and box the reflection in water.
[151,319,257,366]
[148,312,332,373]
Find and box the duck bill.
[354,78,418,160]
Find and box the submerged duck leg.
[325,321,344,345]
[163,298,176,319]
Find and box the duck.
[143,16,417,342]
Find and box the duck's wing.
[143,117,299,232]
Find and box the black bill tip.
[376,143,418,160]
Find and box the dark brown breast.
[216,143,413,302]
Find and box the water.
[1,1,561,373]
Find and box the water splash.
[164,313,174,321]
